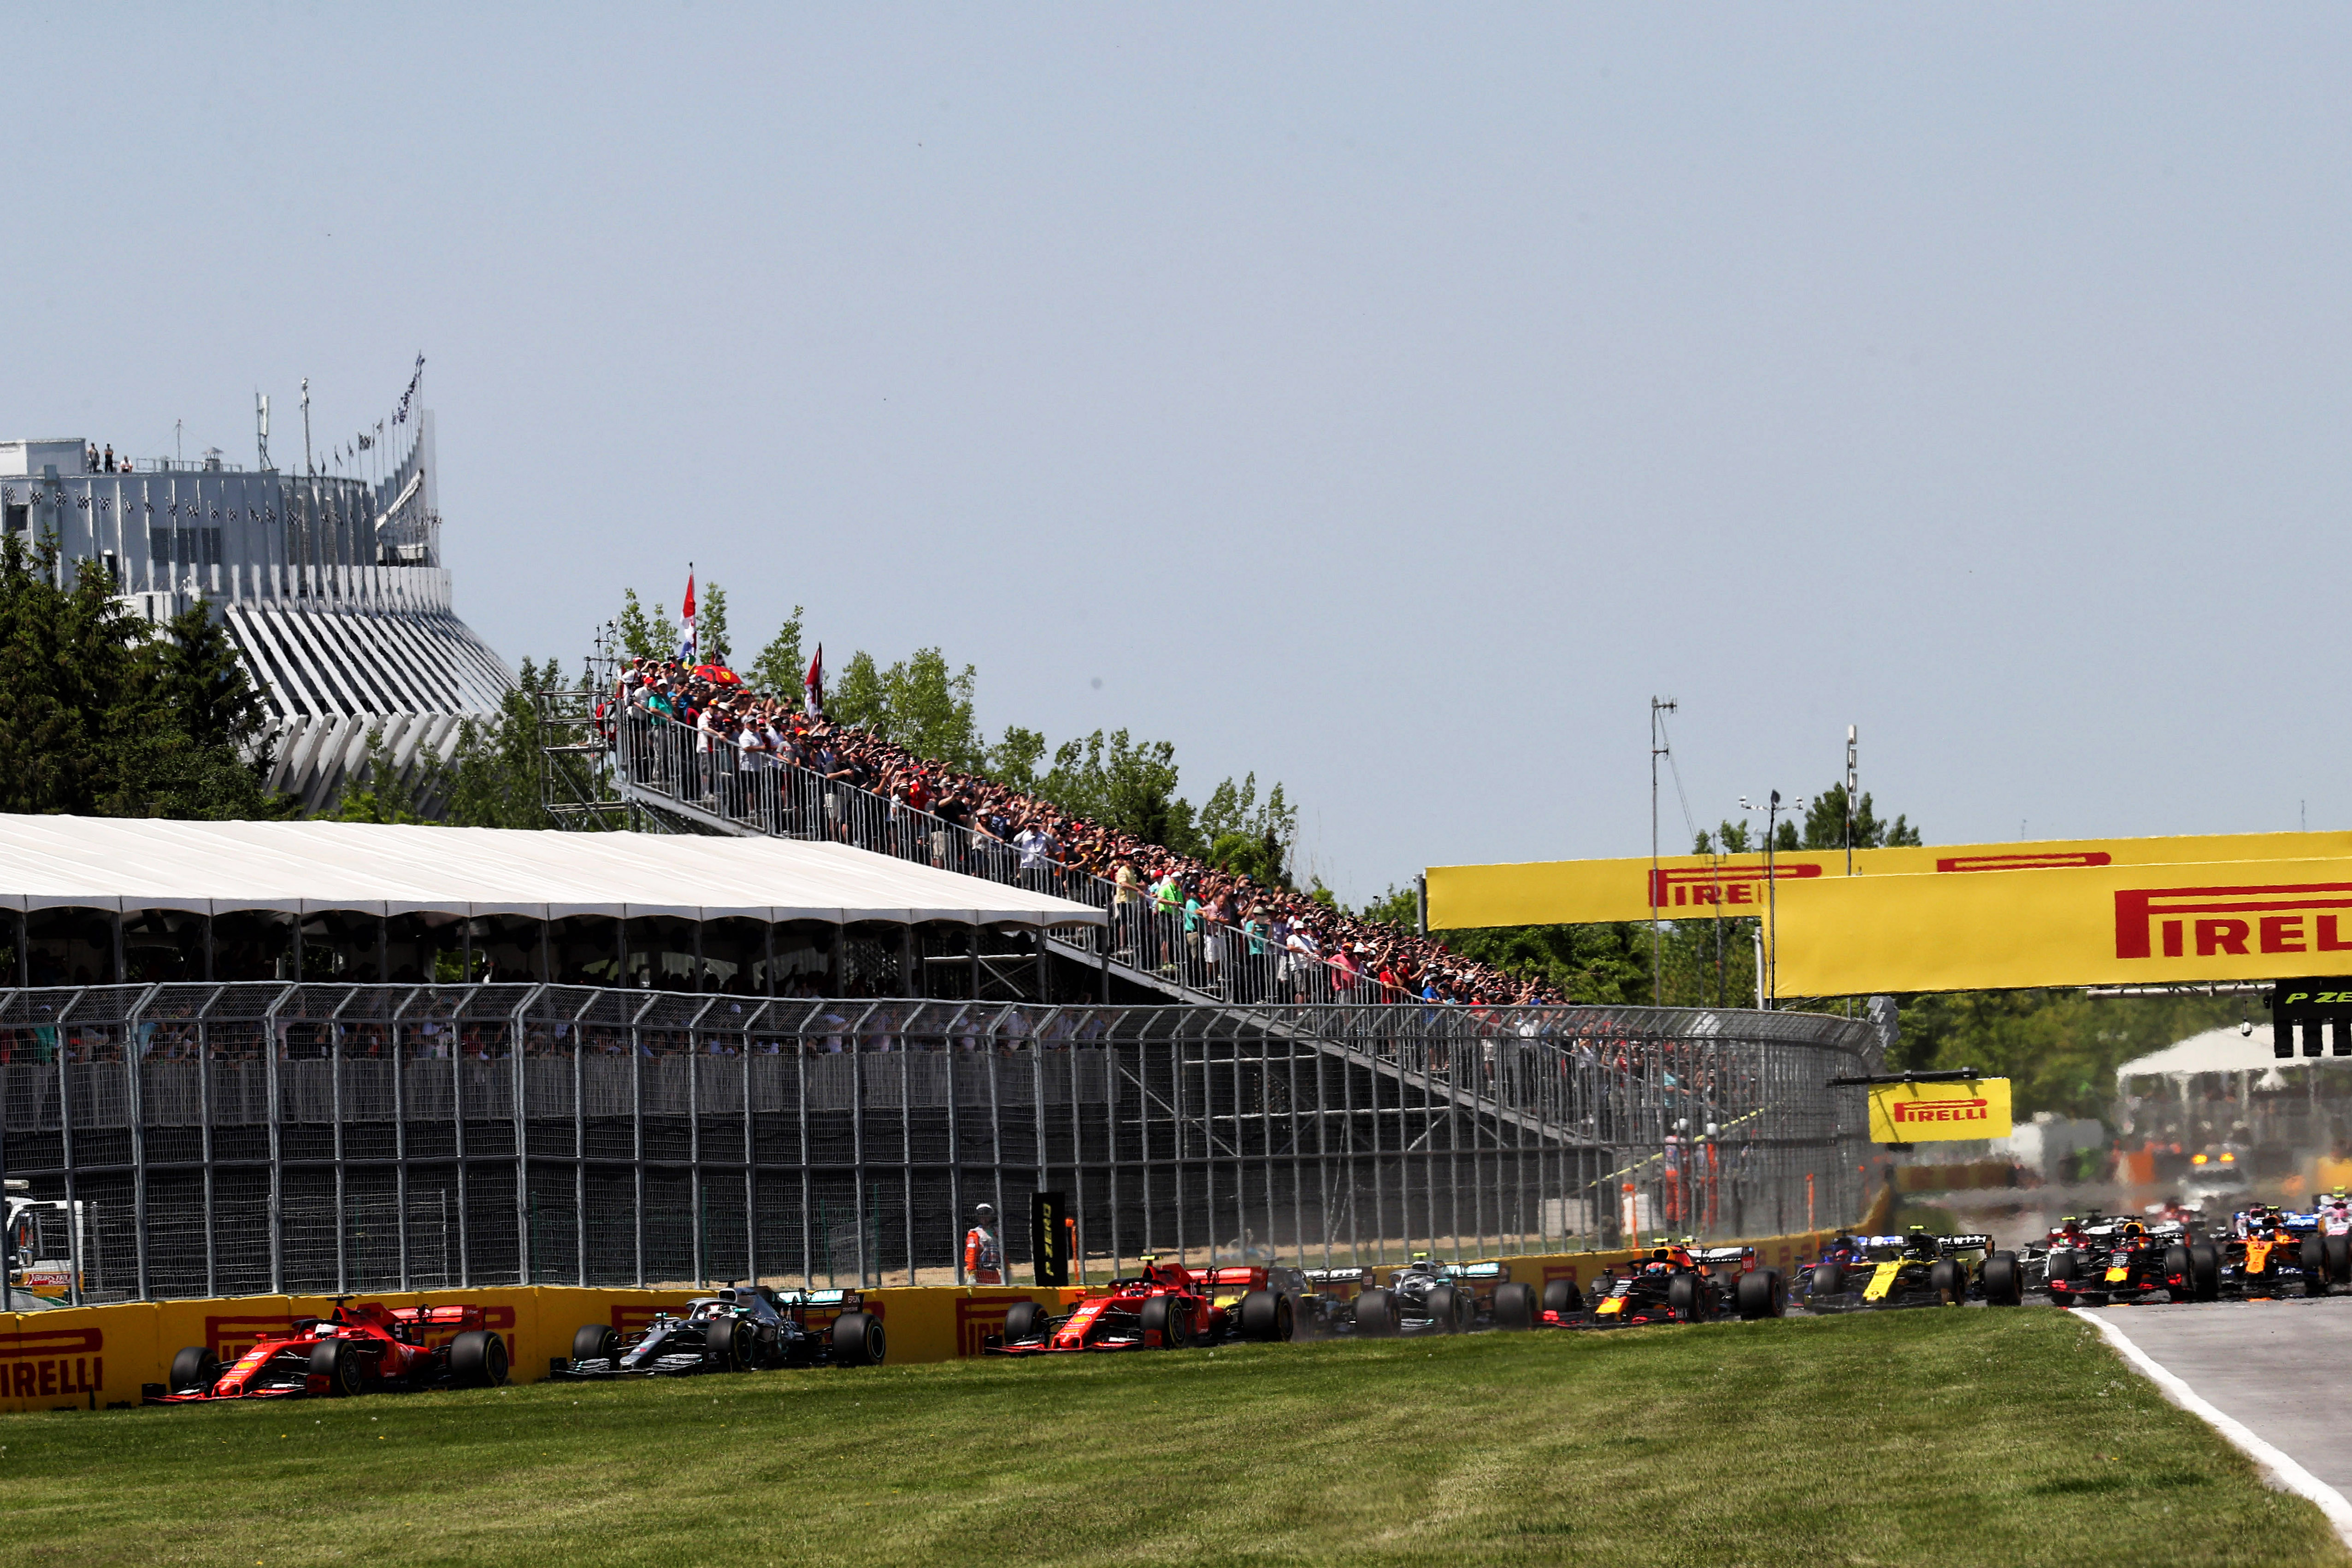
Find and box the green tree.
[323,729,430,824]
[1198,773,1297,887]
[1442,922,1653,1004]
[616,588,681,662]
[1033,729,1203,856]
[698,583,731,666]
[746,605,807,701]
[826,646,984,772]
[1801,784,1920,851]
[437,657,578,829]
[0,536,291,820]
[1892,989,2240,1123]
[986,725,1049,794]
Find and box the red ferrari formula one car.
[147,1299,511,1403]
[989,1256,1284,1354]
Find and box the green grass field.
[3,1309,2342,1568]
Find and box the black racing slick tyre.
[573,1324,620,1364]
[1810,1261,1845,1308]
[2304,1237,2333,1297]
[1238,1289,1292,1342]
[1541,1278,1581,1316]
[2161,1245,2195,1303]
[2045,1250,2081,1302]
[448,1329,509,1388]
[2190,1243,2222,1302]
[712,1320,755,1369]
[1353,1287,1400,1338]
[171,1345,220,1393]
[310,1338,363,1397]
[1666,1271,1704,1322]
[1493,1281,1537,1329]
[1735,1269,1780,1320]
[1139,1296,1182,1348]
[1928,1258,1968,1306]
[831,1311,885,1367]
[1982,1252,2024,1307]
[2330,1236,2352,1286]
[1423,1289,1458,1334]
[1002,1300,1048,1345]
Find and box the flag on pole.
[804,644,824,716]
[678,567,697,664]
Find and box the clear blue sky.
[6,7,2347,903]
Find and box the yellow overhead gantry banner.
[1424,831,2352,931]
[1768,856,2352,996]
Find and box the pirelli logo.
[1938,852,2111,873]
[1890,1097,1990,1126]
[2114,882,2352,961]
[1648,862,1822,909]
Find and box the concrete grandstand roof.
[0,814,1105,927]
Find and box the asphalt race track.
[2084,1297,2352,1496]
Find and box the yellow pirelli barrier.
[1426,830,2352,930]
[0,1233,1866,1415]
[1771,855,2352,995]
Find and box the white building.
[0,413,511,810]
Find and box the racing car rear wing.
[775,1289,865,1309]
[1689,1247,1755,1267]
[1305,1268,1368,1288]
[1939,1234,1993,1252]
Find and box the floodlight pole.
[1650,697,1675,1004]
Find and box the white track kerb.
[2081,1310,2352,1548]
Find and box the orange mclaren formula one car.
[986,1257,1310,1354]
[147,1299,509,1404]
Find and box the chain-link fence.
[0,982,1880,1301]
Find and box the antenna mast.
[255,394,271,470]
[301,378,313,475]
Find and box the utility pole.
[1765,790,1780,1009]
[1650,697,1676,1004]
[1844,725,1858,878]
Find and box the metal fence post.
[125,984,154,1301]
[263,985,289,1296]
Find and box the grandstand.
[1,409,511,811]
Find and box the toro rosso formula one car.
[1546,1239,1785,1327]
[1306,1258,1540,1336]
[149,1299,509,1403]
[1802,1230,2023,1311]
[989,1257,1315,1354]
[560,1286,884,1377]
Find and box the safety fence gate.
[0,984,1878,1301]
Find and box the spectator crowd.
[605,654,1563,1008]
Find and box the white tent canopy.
[2115,1023,2302,1081]
[0,814,1105,927]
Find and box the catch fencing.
[2,982,1879,1303]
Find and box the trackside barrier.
[0,1229,1845,1414]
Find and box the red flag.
[804,644,824,716]
[681,570,696,624]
